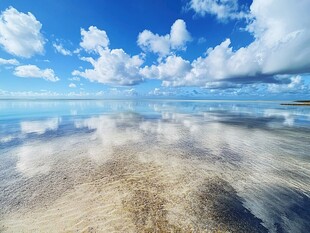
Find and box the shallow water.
[0,100,309,232]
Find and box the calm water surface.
[0,100,309,232]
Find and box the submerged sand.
[1,113,309,232]
[0,147,266,232]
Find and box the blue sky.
[0,0,309,99]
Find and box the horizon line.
[0,98,300,102]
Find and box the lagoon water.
[0,100,309,232]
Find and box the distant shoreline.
[281,100,310,106]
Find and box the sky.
[0,0,310,100]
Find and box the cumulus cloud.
[73,49,144,85]
[0,7,45,58]
[148,87,180,97]
[188,0,246,21]
[267,76,307,93]
[0,57,19,65]
[144,0,310,87]
[80,26,109,53]
[201,0,310,80]
[124,88,138,96]
[52,42,72,56]
[148,88,161,96]
[73,26,144,86]
[246,0,310,75]
[14,65,59,82]
[69,83,76,88]
[137,19,191,57]
[141,55,191,82]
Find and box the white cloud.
[95,91,105,96]
[80,26,109,53]
[69,83,76,88]
[137,19,191,57]
[0,89,121,98]
[0,89,62,97]
[108,88,121,95]
[147,37,263,87]
[0,7,45,58]
[14,65,59,82]
[197,37,207,44]
[138,30,170,57]
[67,91,90,97]
[73,49,144,85]
[267,76,306,93]
[246,0,310,75]
[200,0,310,80]
[147,87,179,97]
[145,0,310,87]
[68,77,80,81]
[0,57,19,65]
[52,42,72,56]
[73,27,144,86]
[141,55,191,83]
[188,0,246,21]
[170,19,192,49]
[148,88,161,96]
[124,88,138,96]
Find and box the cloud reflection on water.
[74,114,143,164]
[20,118,61,135]
[15,142,55,177]
[70,105,310,232]
[1,100,309,232]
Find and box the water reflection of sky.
[0,100,310,232]
[1,100,309,145]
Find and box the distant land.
[281,100,310,106]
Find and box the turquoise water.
[0,100,309,232]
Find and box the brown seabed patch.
[189,177,268,233]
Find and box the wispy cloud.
[52,42,72,56]
[0,57,19,65]
[188,0,247,21]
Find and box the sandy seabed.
[0,113,309,232]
